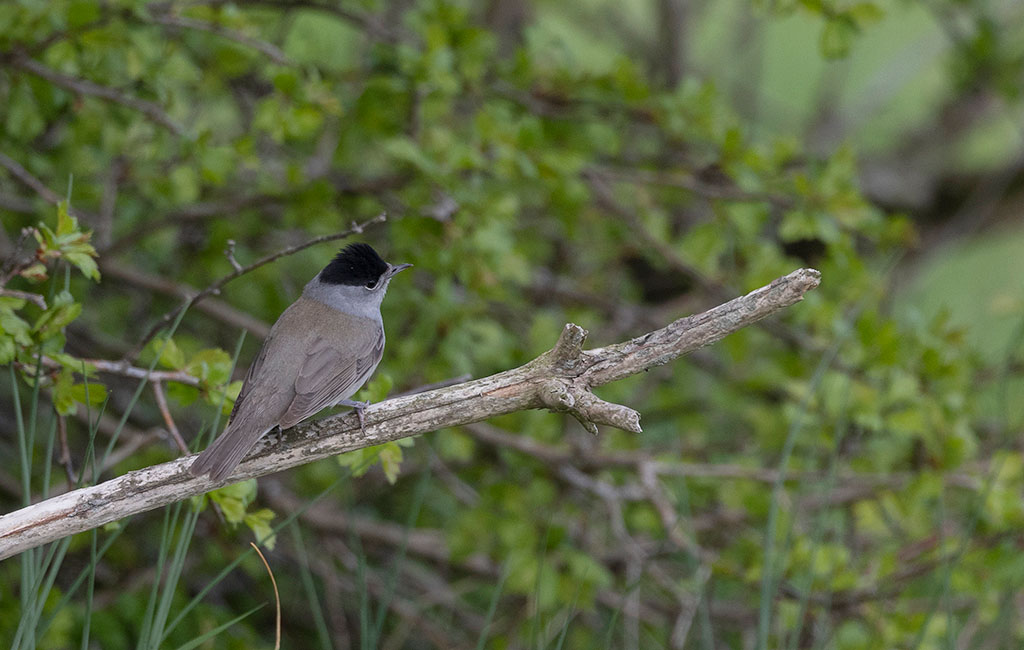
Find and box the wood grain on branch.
[0,268,820,560]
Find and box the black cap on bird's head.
[319,243,390,286]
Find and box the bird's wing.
[278,322,384,429]
[190,300,311,480]
[228,337,268,422]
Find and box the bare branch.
[538,377,641,434]
[0,287,47,309]
[581,268,821,386]
[231,0,400,41]
[223,239,243,272]
[26,355,200,387]
[0,192,36,214]
[152,381,189,454]
[0,268,820,559]
[9,53,185,135]
[102,194,287,254]
[55,414,78,488]
[0,151,96,226]
[0,151,65,205]
[590,165,793,206]
[145,12,292,65]
[99,261,271,339]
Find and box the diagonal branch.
[9,53,185,135]
[0,268,821,560]
[0,151,97,226]
[100,261,272,339]
[144,12,292,65]
[0,152,66,206]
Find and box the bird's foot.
[337,399,371,431]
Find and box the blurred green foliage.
[1,0,1023,648]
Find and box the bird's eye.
[364,281,376,290]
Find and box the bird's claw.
[338,399,371,432]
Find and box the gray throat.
[301,276,388,322]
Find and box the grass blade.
[292,523,334,650]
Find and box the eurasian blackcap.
[189,243,411,481]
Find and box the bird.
[189,243,411,481]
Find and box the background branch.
[8,53,185,135]
[0,268,820,560]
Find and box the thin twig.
[97,156,127,249]
[130,212,387,356]
[99,261,271,338]
[104,174,406,254]
[146,12,292,65]
[0,192,36,214]
[23,355,201,387]
[639,461,713,562]
[232,0,400,41]
[250,543,282,650]
[103,194,286,254]
[55,414,78,488]
[0,151,95,222]
[224,239,243,272]
[590,165,794,206]
[0,151,64,205]
[152,381,189,454]
[0,288,47,309]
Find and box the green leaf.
[820,17,857,59]
[219,495,247,524]
[0,336,15,365]
[19,263,48,283]
[186,348,233,384]
[67,0,101,28]
[210,380,244,415]
[56,201,75,236]
[29,203,101,281]
[5,80,45,140]
[32,293,82,339]
[383,137,438,175]
[0,296,26,310]
[244,508,277,550]
[210,479,258,525]
[336,447,376,477]
[378,442,404,484]
[70,382,107,407]
[166,382,199,406]
[64,252,100,281]
[219,478,258,505]
[52,369,76,415]
[338,438,413,483]
[158,337,187,370]
[0,305,33,346]
[847,2,884,26]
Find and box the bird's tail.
[189,421,273,482]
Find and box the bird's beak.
[387,263,413,278]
